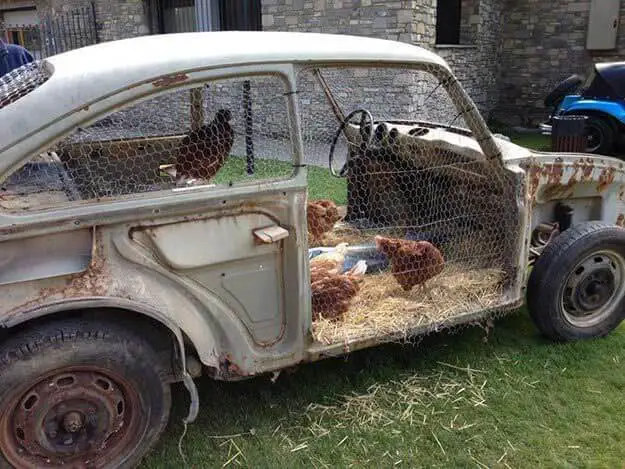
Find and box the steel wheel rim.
[0,366,143,469]
[560,249,625,328]
[586,125,603,153]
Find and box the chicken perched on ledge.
[160,109,234,184]
[375,235,445,292]
[307,199,344,243]
[311,260,367,322]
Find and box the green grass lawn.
[506,133,552,152]
[211,156,347,204]
[143,314,625,468]
[143,134,625,468]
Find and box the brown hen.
[307,199,343,243]
[311,260,367,321]
[174,109,234,183]
[375,235,445,292]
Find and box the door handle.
[253,225,289,244]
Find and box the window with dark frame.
[160,0,198,33]
[218,0,262,31]
[435,0,462,45]
[148,0,262,34]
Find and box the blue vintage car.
[541,62,625,155]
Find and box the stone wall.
[9,0,507,127]
[260,0,463,144]
[262,0,436,47]
[494,0,625,126]
[92,0,150,41]
[12,0,508,146]
[436,0,503,117]
[459,0,479,45]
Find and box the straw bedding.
[311,265,506,345]
[316,222,405,248]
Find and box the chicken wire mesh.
[1,61,523,347]
[0,75,294,211]
[300,65,522,345]
[0,61,52,110]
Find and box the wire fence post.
[219,0,262,176]
[243,80,255,175]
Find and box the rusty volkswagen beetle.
[1,32,625,468]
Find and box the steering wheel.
[328,108,374,178]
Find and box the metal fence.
[39,4,98,57]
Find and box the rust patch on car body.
[527,160,565,203]
[152,73,189,88]
[541,159,595,201]
[542,183,575,200]
[6,229,110,316]
[567,158,595,186]
[523,156,625,204]
[542,159,564,185]
[527,165,542,201]
[218,353,249,378]
[597,167,617,192]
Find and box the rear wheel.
[527,222,625,341]
[583,116,615,154]
[0,319,171,469]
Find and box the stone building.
[1,0,624,126]
[496,0,625,126]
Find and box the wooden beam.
[190,88,204,131]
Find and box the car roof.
[0,31,450,158]
[45,31,448,72]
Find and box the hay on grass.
[312,265,506,345]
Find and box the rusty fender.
[524,156,625,206]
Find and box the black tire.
[527,222,625,342]
[544,74,583,108]
[0,319,171,469]
[582,115,616,154]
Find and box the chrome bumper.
[539,123,552,136]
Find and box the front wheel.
[527,222,625,341]
[0,319,171,469]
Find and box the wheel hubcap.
[586,126,602,152]
[0,368,140,468]
[562,250,625,327]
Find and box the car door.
[0,67,310,374]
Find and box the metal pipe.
[243,80,254,175]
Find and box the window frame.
[148,0,263,35]
[0,64,304,224]
[435,0,478,47]
[435,0,462,45]
[149,0,221,34]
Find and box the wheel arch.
[562,106,624,129]
[0,298,206,383]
